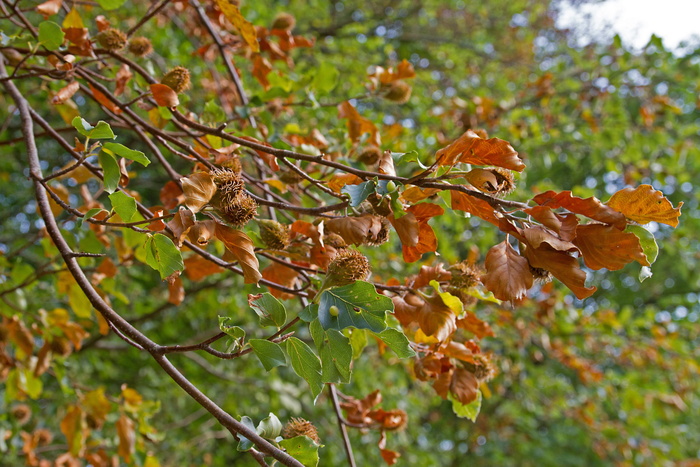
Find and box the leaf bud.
[282,417,320,443]
[258,219,291,250]
[128,36,153,57]
[96,28,127,51]
[161,66,191,93]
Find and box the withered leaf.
[418,294,457,342]
[450,190,500,226]
[338,101,380,146]
[52,81,80,105]
[261,261,300,299]
[436,130,525,171]
[184,254,224,281]
[89,83,121,114]
[388,212,419,247]
[449,368,480,405]
[522,226,578,253]
[166,209,195,246]
[523,245,596,300]
[215,223,262,284]
[150,83,179,107]
[116,414,135,464]
[168,275,185,305]
[377,150,396,176]
[36,0,62,18]
[573,223,650,271]
[213,0,259,52]
[180,172,216,213]
[607,184,682,227]
[533,190,626,230]
[482,241,533,302]
[325,214,385,246]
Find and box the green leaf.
[449,390,482,421]
[218,316,245,339]
[299,304,318,322]
[256,413,282,439]
[102,142,150,166]
[144,233,184,279]
[248,293,287,327]
[318,281,392,333]
[286,337,324,401]
[342,181,375,207]
[248,339,286,371]
[98,152,120,193]
[38,21,64,50]
[96,0,127,10]
[310,319,352,383]
[311,61,339,95]
[237,416,256,451]
[76,208,106,228]
[625,224,658,264]
[349,328,368,359]
[72,117,115,139]
[373,328,415,358]
[108,191,137,222]
[279,436,321,467]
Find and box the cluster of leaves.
[0,0,696,465]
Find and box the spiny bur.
[258,219,290,250]
[282,418,320,443]
[97,28,127,51]
[161,66,191,93]
[323,249,370,288]
[381,80,412,104]
[128,36,153,57]
[272,12,296,31]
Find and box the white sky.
[558,0,700,50]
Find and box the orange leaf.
[166,209,195,246]
[522,226,578,253]
[338,101,380,145]
[184,254,224,281]
[391,294,423,328]
[160,180,184,210]
[388,212,419,247]
[261,261,300,299]
[150,83,179,107]
[573,223,650,271]
[606,184,682,227]
[116,414,135,464]
[36,0,62,18]
[402,221,437,263]
[327,173,362,193]
[215,224,261,284]
[523,205,563,233]
[411,263,452,289]
[523,245,596,300]
[400,185,441,203]
[180,172,216,213]
[168,275,185,305]
[51,81,80,105]
[450,190,500,226]
[290,220,321,244]
[239,136,280,171]
[252,55,272,90]
[436,130,525,171]
[89,83,121,114]
[406,202,444,221]
[533,190,626,229]
[380,448,401,466]
[482,241,533,302]
[213,0,260,52]
[325,214,386,246]
[457,312,495,339]
[114,64,132,97]
[450,368,479,405]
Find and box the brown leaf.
[402,221,437,263]
[215,224,261,284]
[150,83,179,107]
[213,0,259,52]
[411,263,452,289]
[261,261,300,299]
[436,130,525,171]
[380,448,401,466]
[391,294,423,327]
[450,368,480,405]
[51,81,80,105]
[377,150,396,176]
[522,226,578,253]
[482,241,533,301]
[338,101,380,145]
[606,184,682,227]
[443,340,479,363]
[34,341,52,376]
[168,275,185,305]
[36,0,62,18]
[89,83,121,114]
[147,208,166,232]
[457,312,495,339]
[450,190,500,226]
[60,405,85,456]
[166,209,195,246]
[160,180,184,210]
[81,388,110,429]
[290,220,321,244]
[180,172,216,213]
[184,254,224,281]
[114,64,132,97]
[419,294,457,342]
[573,223,650,271]
[6,316,34,356]
[533,190,626,229]
[187,220,217,246]
[252,55,272,90]
[239,136,280,171]
[523,205,562,232]
[388,212,419,247]
[116,414,135,464]
[325,214,385,246]
[400,185,441,203]
[95,15,110,31]
[327,173,362,193]
[523,245,596,300]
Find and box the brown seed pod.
[220,192,258,227]
[357,146,382,165]
[323,233,347,249]
[364,217,391,246]
[213,168,244,205]
[381,80,412,104]
[272,12,296,31]
[33,428,53,446]
[282,417,320,443]
[161,66,191,93]
[128,36,153,57]
[449,261,482,289]
[258,219,290,250]
[324,249,370,288]
[96,28,127,51]
[530,265,553,283]
[10,404,32,425]
[464,353,496,382]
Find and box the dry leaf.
[449,368,480,405]
[150,83,179,107]
[325,215,385,246]
[436,130,525,171]
[168,275,185,305]
[89,83,121,114]
[338,101,380,146]
[523,245,596,300]
[377,150,396,176]
[114,64,132,97]
[483,241,533,302]
[52,81,80,105]
[184,254,224,281]
[606,184,682,227]
[573,223,650,271]
[180,172,216,213]
[533,190,626,229]
[215,224,261,284]
[36,0,62,18]
[450,190,500,226]
[116,414,135,464]
[261,261,300,299]
[167,209,195,246]
[213,0,260,52]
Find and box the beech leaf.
[573,223,650,271]
[607,184,682,227]
[286,337,324,401]
[483,241,534,301]
[523,245,596,300]
[215,224,262,284]
[436,130,525,171]
[213,0,260,52]
[180,172,216,213]
[150,83,180,107]
[318,281,392,333]
[533,190,626,230]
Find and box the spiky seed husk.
[325,249,370,287]
[97,28,128,51]
[364,217,391,246]
[449,261,481,289]
[530,265,553,283]
[446,286,478,308]
[272,12,296,31]
[128,36,153,57]
[465,354,496,382]
[282,418,320,443]
[49,337,72,356]
[161,66,191,93]
[220,155,242,173]
[258,219,290,250]
[11,404,31,425]
[382,80,412,104]
[357,146,382,165]
[212,168,244,206]
[323,233,347,248]
[220,193,257,227]
[368,193,392,217]
[490,167,516,197]
[33,429,53,446]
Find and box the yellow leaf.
[62,7,84,28]
[607,184,683,227]
[213,0,259,52]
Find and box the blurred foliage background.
[1,0,698,465]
